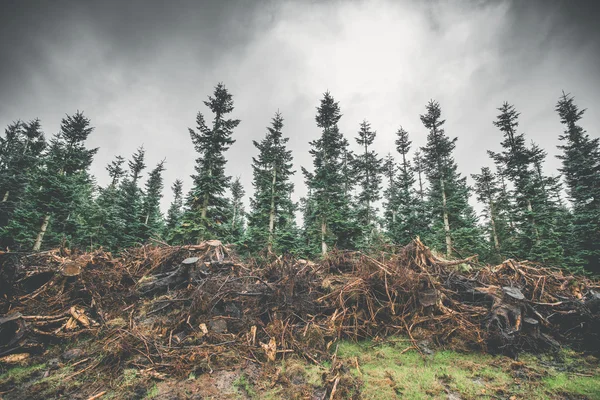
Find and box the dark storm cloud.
[0,0,599,213]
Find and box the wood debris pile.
[1,239,599,378]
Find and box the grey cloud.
[1,0,599,214]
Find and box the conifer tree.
[247,111,296,252]
[302,92,356,255]
[556,92,600,273]
[411,150,431,239]
[165,179,184,240]
[118,146,146,247]
[0,120,46,231]
[489,103,563,263]
[421,100,482,257]
[392,127,421,244]
[353,120,382,246]
[527,141,565,264]
[382,153,399,235]
[4,112,98,250]
[471,167,510,261]
[228,177,245,243]
[140,160,166,242]
[178,83,240,243]
[90,155,127,251]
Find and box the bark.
[321,217,327,255]
[440,178,452,257]
[489,201,500,251]
[527,199,540,240]
[232,204,237,231]
[268,165,277,252]
[2,191,9,202]
[201,168,212,219]
[33,214,51,251]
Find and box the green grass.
[0,363,46,386]
[234,374,257,398]
[332,339,600,399]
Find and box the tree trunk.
[489,201,500,251]
[527,199,540,240]
[321,217,327,255]
[33,214,50,251]
[2,191,9,202]
[268,166,277,252]
[440,178,452,257]
[232,205,237,231]
[201,168,212,219]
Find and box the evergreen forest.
[1,84,599,275]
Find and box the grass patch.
[0,363,46,386]
[335,339,600,399]
[234,374,257,398]
[144,383,159,399]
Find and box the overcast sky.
[1,0,599,214]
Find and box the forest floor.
[1,336,599,399]
[1,240,599,399]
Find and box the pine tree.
[118,146,146,248]
[489,103,563,263]
[247,111,296,252]
[393,127,421,245]
[4,112,98,250]
[89,155,127,251]
[140,160,166,242]
[382,153,399,235]
[421,100,482,257]
[353,120,382,246]
[556,92,600,273]
[471,167,510,261]
[302,92,356,255]
[228,177,245,243]
[527,141,565,264]
[164,179,184,241]
[178,83,240,243]
[0,120,46,231]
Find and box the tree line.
[0,83,598,274]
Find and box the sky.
[1,0,599,215]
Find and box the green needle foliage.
[556,92,600,273]
[353,120,382,248]
[420,100,483,257]
[177,83,240,243]
[302,92,358,255]
[246,111,297,253]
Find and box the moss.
[0,363,46,385]
[144,383,159,399]
[234,374,256,398]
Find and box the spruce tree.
[118,146,146,248]
[0,120,46,231]
[140,160,166,242]
[556,92,600,273]
[178,83,240,243]
[247,111,296,252]
[4,112,98,250]
[302,92,356,255]
[393,127,421,245]
[382,153,399,237]
[90,155,127,251]
[165,179,184,241]
[228,177,245,243]
[420,100,482,257]
[489,103,564,263]
[471,167,510,261]
[353,120,382,246]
